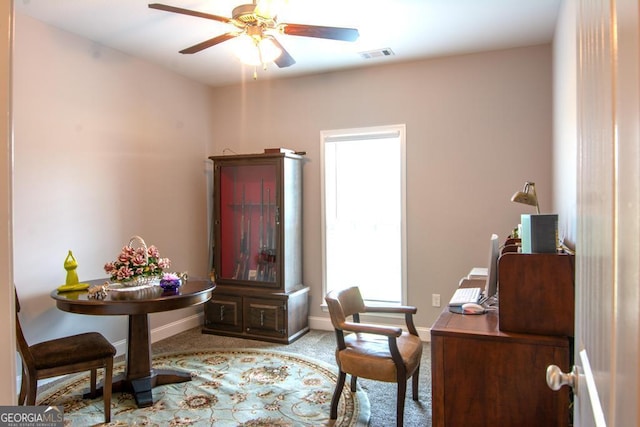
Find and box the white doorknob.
[546,364,578,393]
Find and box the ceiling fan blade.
[148,3,232,25]
[180,33,238,54]
[271,38,296,68]
[280,23,359,42]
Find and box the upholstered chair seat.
[29,333,116,372]
[338,331,422,383]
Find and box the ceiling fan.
[148,2,360,69]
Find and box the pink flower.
[131,253,146,266]
[116,266,134,280]
[158,258,171,269]
[147,245,160,258]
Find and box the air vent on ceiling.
[359,48,395,59]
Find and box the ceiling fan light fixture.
[235,34,282,66]
[258,37,282,63]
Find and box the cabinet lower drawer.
[204,294,243,332]
[244,297,286,338]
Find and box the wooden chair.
[15,290,116,422]
[325,286,422,427]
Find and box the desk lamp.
[511,181,540,214]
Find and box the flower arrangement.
[104,237,171,285]
[159,272,182,292]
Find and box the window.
[321,124,407,304]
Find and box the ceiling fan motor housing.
[233,3,277,26]
[232,4,256,22]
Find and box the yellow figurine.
[64,250,79,285]
[56,250,90,292]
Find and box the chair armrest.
[363,305,417,315]
[341,321,402,337]
[362,305,419,336]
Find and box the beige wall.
[207,45,554,327]
[12,13,214,349]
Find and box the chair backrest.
[14,290,37,372]
[325,286,366,330]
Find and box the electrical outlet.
[432,293,441,307]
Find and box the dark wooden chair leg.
[350,374,358,392]
[412,365,420,400]
[25,373,37,406]
[89,369,97,397]
[18,367,26,405]
[103,360,113,423]
[397,380,407,427]
[330,370,347,420]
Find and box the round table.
[51,278,214,407]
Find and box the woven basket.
[119,235,160,287]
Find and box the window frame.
[320,124,408,306]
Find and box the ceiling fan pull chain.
[253,66,258,80]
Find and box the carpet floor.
[152,328,432,426]
[38,347,369,426]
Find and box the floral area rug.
[37,348,370,427]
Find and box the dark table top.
[51,278,214,316]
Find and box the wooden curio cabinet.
[203,152,309,343]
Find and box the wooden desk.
[431,308,570,426]
[51,278,214,407]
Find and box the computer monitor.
[485,234,500,299]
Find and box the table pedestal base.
[84,368,192,408]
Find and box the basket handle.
[128,235,149,263]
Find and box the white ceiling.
[15,0,561,87]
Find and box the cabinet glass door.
[217,163,278,284]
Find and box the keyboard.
[448,287,482,307]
